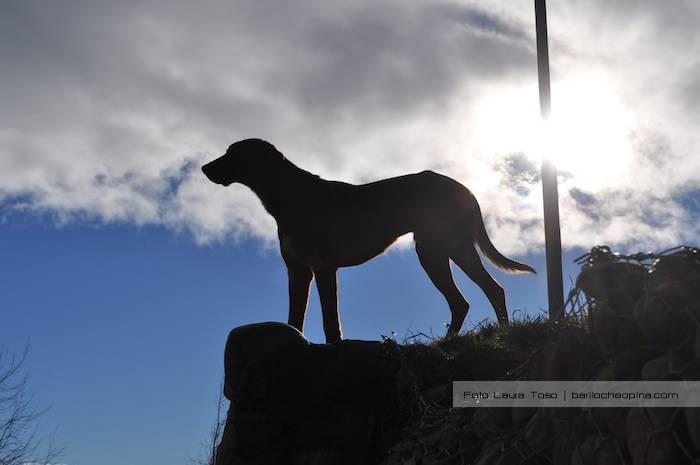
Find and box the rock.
[539,405,578,423]
[626,407,650,458]
[215,410,287,465]
[293,404,376,461]
[594,436,624,465]
[571,436,597,465]
[633,252,700,346]
[684,408,700,451]
[420,383,450,406]
[229,411,285,451]
[551,435,574,465]
[590,304,644,354]
[524,414,553,453]
[223,322,309,400]
[576,261,647,313]
[224,452,287,465]
[296,448,342,465]
[625,408,684,465]
[473,441,503,465]
[511,406,536,427]
[590,407,627,437]
[642,353,687,381]
[593,360,616,381]
[589,305,619,354]
[643,432,684,465]
[472,407,512,438]
[494,444,529,465]
[683,359,700,380]
[572,412,597,441]
[614,348,664,380]
[217,322,414,465]
[647,253,700,305]
[633,293,696,346]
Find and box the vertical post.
[535,0,564,320]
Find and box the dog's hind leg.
[282,254,313,333]
[450,244,508,325]
[314,267,343,343]
[415,238,469,336]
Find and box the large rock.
[684,408,700,452]
[633,293,697,347]
[625,408,686,465]
[590,304,644,355]
[613,348,664,380]
[215,322,414,465]
[641,352,687,381]
[473,441,504,465]
[471,407,512,439]
[646,253,700,305]
[524,414,553,453]
[633,252,700,346]
[571,435,597,465]
[576,261,647,313]
[222,322,310,400]
[551,435,574,465]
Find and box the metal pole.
[535,0,564,320]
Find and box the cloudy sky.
[2,1,700,465]
[3,0,699,251]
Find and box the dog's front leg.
[314,267,342,343]
[286,262,313,333]
[281,246,313,333]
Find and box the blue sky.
[1,212,586,465]
[3,1,700,464]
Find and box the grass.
[398,313,572,390]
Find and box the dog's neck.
[240,158,317,219]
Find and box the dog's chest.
[279,231,326,268]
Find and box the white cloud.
[1,0,699,254]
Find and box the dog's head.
[201,138,284,186]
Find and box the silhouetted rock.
[472,407,512,439]
[685,408,700,451]
[590,304,644,355]
[626,407,684,465]
[593,437,623,465]
[473,441,504,465]
[576,259,647,313]
[524,414,553,453]
[215,322,415,465]
[571,436,598,465]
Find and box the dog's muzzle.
[201,162,227,185]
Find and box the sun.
[471,71,635,192]
[537,73,634,190]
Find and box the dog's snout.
[201,161,219,183]
[202,157,235,186]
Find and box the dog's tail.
[472,203,536,274]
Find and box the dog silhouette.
[203,139,535,342]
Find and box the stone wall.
[215,322,416,465]
[384,246,700,465]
